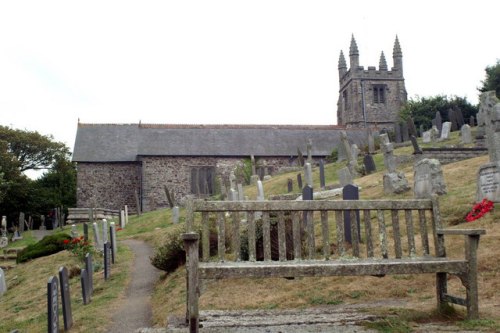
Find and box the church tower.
[337,35,407,130]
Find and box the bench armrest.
[436,229,486,236]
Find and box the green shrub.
[17,233,72,263]
[150,225,187,273]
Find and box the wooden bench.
[182,197,485,332]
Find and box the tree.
[0,125,68,172]
[399,95,478,130]
[479,60,500,97]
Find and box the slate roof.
[72,123,367,162]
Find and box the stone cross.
[461,124,472,144]
[380,134,396,173]
[306,139,313,164]
[304,162,313,188]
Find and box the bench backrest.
[186,197,444,262]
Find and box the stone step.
[0,254,18,260]
[0,261,16,270]
[4,247,24,254]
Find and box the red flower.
[63,239,70,244]
[465,198,494,222]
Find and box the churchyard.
[1,128,500,332]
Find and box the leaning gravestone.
[461,124,472,144]
[340,131,358,177]
[287,179,293,193]
[407,117,418,138]
[476,91,500,202]
[363,154,376,174]
[337,167,353,187]
[342,184,361,244]
[351,144,360,161]
[440,122,451,140]
[47,276,59,333]
[59,267,73,330]
[410,135,422,154]
[435,111,443,135]
[448,109,458,131]
[413,158,447,199]
[336,141,347,162]
[0,267,6,296]
[80,268,90,305]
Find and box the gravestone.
[172,206,179,224]
[237,184,244,201]
[461,124,472,144]
[419,124,424,138]
[250,155,257,176]
[337,167,353,187]
[304,163,313,188]
[407,117,417,138]
[297,148,305,167]
[306,139,313,164]
[124,205,129,225]
[342,184,361,244]
[39,215,46,230]
[440,122,451,140]
[380,133,410,194]
[47,276,59,333]
[302,185,313,201]
[336,141,347,162]
[477,164,500,202]
[413,158,447,199]
[401,122,410,142]
[0,267,6,296]
[287,178,293,193]
[319,160,325,189]
[0,217,7,249]
[422,131,431,143]
[110,222,117,263]
[229,189,238,201]
[102,219,108,245]
[456,108,465,128]
[85,253,93,295]
[83,223,88,242]
[351,144,360,161]
[104,242,111,280]
[80,268,90,305]
[58,267,73,330]
[410,135,422,154]
[470,115,475,127]
[229,171,236,190]
[257,180,264,201]
[120,209,126,228]
[448,109,458,131]
[431,125,439,142]
[395,123,402,143]
[297,173,303,189]
[435,111,443,134]
[340,131,358,176]
[18,212,25,233]
[368,131,375,154]
[71,224,79,238]
[92,222,101,250]
[363,154,376,174]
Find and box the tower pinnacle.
[379,51,388,71]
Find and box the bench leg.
[183,233,200,333]
[436,272,448,312]
[464,235,480,319]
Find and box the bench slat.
[199,258,467,279]
[419,210,430,256]
[278,212,287,261]
[194,200,433,212]
[335,210,345,256]
[350,210,360,257]
[377,210,388,259]
[292,211,301,260]
[321,211,330,260]
[392,210,402,259]
[217,212,225,262]
[364,210,374,258]
[248,212,256,262]
[405,210,416,257]
[263,212,271,261]
[202,212,209,261]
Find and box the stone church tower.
[337,35,407,130]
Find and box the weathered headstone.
[47,276,59,333]
[58,267,73,330]
[363,154,376,174]
[124,205,129,225]
[92,222,101,250]
[337,167,353,187]
[413,158,447,199]
[435,111,443,134]
[297,173,303,189]
[85,253,93,295]
[110,222,117,263]
[302,185,313,201]
[461,124,472,144]
[229,189,238,201]
[229,171,236,190]
[104,242,111,280]
[456,107,465,128]
[102,219,108,245]
[340,131,358,177]
[0,267,6,296]
[237,184,244,201]
[448,109,458,131]
[319,160,325,189]
[367,130,375,154]
[80,268,90,305]
[395,123,402,143]
[83,223,88,242]
[172,206,179,224]
[477,164,500,202]
[287,179,293,193]
[250,154,256,175]
[18,212,25,233]
[257,180,264,201]
[342,184,361,244]
[336,142,347,162]
[419,124,424,138]
[401,122,410,142]
[0,217,7,249]
[440,122,451,140]
[410,135,422,154]
[422,130,431,143]
[380,133,410,194]
[351,144,360,161]
[71,224,79,238]
[431,125,439,142]
[304,163,313,188]
[120,209,125,228]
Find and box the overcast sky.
[1,1,499,154]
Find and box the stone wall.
[76,162,141,211]
[420,148,488,165]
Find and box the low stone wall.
[421,147,488,165]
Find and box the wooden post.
[183,233,200,333]
[465,234,480,319]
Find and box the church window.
[373,85,385,104]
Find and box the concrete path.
[107,239,161,333]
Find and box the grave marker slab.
[47,276,59,333]
[461,124,472,144]
[342,184,361,244]
[407,117,417,137]
[422,131,431,143]
[257,180,264,201]
[302,185,313,201]
[363,154,376,174]
[71,224,79,238]
[435,111,443,134]
[92,222,101,250]
[18,212,25,233]
[287,178,293,193]
[0,267,6,296]
[172,206,179,224]
[337,167,353,187]
[237,184,244,201]
[110,222,117,264]
[305,163,313,188]
[85,253,93,295]
[410,135,422,154]
[297,173,303,190]
[104,242,111,280]
[440,122,451,139]
[319,160,325,189]
[477,163,500,202]
[413,158,447,199]
[368,131,375,154]
[83,223,88,242]
[58,267,73,330]
[401,122,410,142]
[120,209,125,228]
[124,205,129,225]
[102,219,108,245]
[80,268,90,305]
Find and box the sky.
[1,1,499,157]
